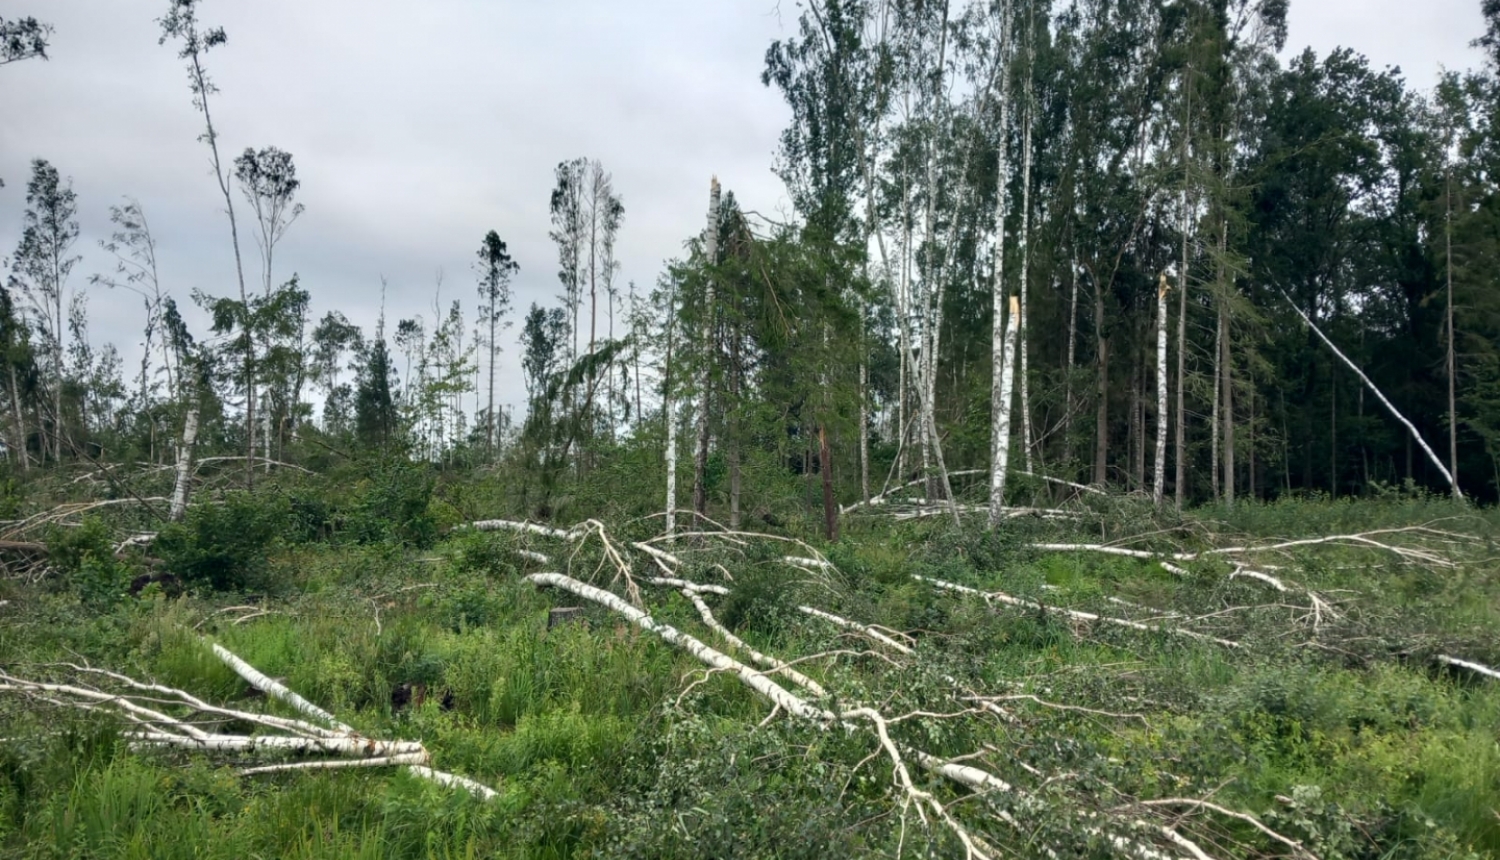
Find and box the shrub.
[153,492,287,591]
[345,457,437,548]
[45,517,133,605]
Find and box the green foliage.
[153,492,287,591]
[44,517,133,605]
[344,457,437,548]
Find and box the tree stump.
[547,607,585,629]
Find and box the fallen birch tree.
[0,642,498,800]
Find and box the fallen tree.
[0,641,498,800]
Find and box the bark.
[1063,252,1079,467]
[212,642,352,732]
[168,406,200,522]
[1446,161,1460,500]
[1211,310,1221,500]
[1221,299,1234,508]
[988,296,1020,527]
[8,365,26,472]
[1279,289,1461,498]
[988,3,1015,524]
[819,425,838,541]
[692,178,721,518]
[729,309,742,530]
[1093,284,1109,486]
[664,280,679,536]
[1153,274,1169,506]
[529,572,836,722]
[1018,66,1036,475]
[859,308,870,507]
[917,575,1241,649]
[1175,73,1191,510]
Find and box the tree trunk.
[1220,298,1234,509]
[1093,284,1108,487]
[1446,160,1460,499]
[693,177,721,518]
[988,3,1015,526]
[1018,68,1036,476]
[9,365,26,472]
[729,305,742,531]
[989,297,1020,527]
[1211,310,1220,501]
[184,50,253,488]
[1248,385,1257,500]
[859,330,870,506]
[1153,275,1169,507]
[1063,251,1079,469]
[488,306,497,460]
[1278,289,1461,498]
[819,425,837,542]
[1175,71,1191,510]
[664,281,679,537]
[169,406,200,522]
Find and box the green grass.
[0,494,1496,858]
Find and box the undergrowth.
[0,484,1495,859]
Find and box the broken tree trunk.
[168,406,200,522]
[1279,289,1461,499]
[693,177,721,518]
[989,296,1021,528]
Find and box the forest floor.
[0,473,1496,859]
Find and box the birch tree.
[159,0,256,482]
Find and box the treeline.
[5,0,1500,535]
[743,0,1500,515]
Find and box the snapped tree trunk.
[1279,289,1461,498]
[989,296,1020,527]
[693,177,721,518]
[169,406,200,522]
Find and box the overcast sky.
[0,0,1486,421]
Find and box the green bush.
[153,492,287,591]
[345,457,437,548]
[44,517,133,605]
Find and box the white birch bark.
[212,643,353,733]
[664,276,680,537]
[168,406,200,522]
[1018,36,1036,475]
[1153,275,1169,506]
[1279,289,1461,498]
[529,572,835,722]
[692,177,721,516]
[989,296,1020,526]
[665,393,678,537]
[987,1,1014,529]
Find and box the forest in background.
[4,0,1500,519]
[2,3,1500,860]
